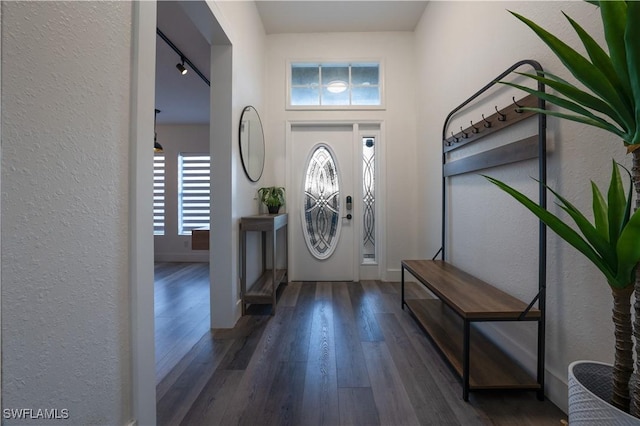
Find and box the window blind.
[179,154,211,235]
[153,155,165,235]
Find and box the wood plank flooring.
[157,279,567,425]
[155,262,210,383]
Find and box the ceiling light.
[176,58,187,75]
[154,109,164,153]
[326,80,348,94]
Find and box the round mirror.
[239,106,265,182]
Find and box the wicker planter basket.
[569,361,640,425]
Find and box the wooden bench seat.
[402,260,540,320]
[401,259,543,401]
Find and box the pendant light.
[154,109,164,153]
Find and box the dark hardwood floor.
[155,262,210,383]
[156,277,566,425]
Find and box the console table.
[239,213,288,315]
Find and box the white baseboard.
[386,267,418,283]
[154,252,209,262]
[386,268,402,282]
[546,367,569,414]
[478,323,567,414]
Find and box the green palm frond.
[484,161,640,289]
[501,81,626,136]
[601,1,632,98]
[514,71,628,129]
[563,11,631,109]
[509,11,635,131]
[506,4,640,149]
[625,1,640,145]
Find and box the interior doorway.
[130,1,233,423]
[153,0,212,383]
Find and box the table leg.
[463,320,470,401]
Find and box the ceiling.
[156,1,211,125]
[255,1,428,34]
[155,1,428,124]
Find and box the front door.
[289,125,355,281]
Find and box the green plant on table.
[257,186,285,210]
[486,1,640,415]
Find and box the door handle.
[344,195,352,220]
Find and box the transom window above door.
[287,61,383,110]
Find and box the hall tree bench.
[403,60,548,402]
[401,260,543,401]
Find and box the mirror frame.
[238,105,265,182]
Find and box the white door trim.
[171,0,235,329]
[285,120,386,282]
[0,0,4,409]
[130,2,157,424]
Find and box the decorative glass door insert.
[302,144,341,259]
[362,137,376,262]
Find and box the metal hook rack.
[437,59,548,401]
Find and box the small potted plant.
[257,186,285,214]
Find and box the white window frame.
[286,59,385,111]
[178,153,211,236]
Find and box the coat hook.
[512,96,524,113]
[495,105,506,121]
[482,114,492,128]
[460,126,469,139]
[470,120,479,134]
[451,131,459,143]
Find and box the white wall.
[415,1,629,412]
[211,1,267,325]
[265,31,418,280]
[2,2,133,423]
[154,124,210,262]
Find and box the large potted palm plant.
[485,1,640,421]
[486,163,640,422]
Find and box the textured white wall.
[2,1,133,423]
[154,124,210,262]
[415,1,630,412]
[265,31,418,280]
[216,0,267,217]
[210,1,267,324]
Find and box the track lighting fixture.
[154,109,164,153]
[157,28,210,87]
[176,58,187,75]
